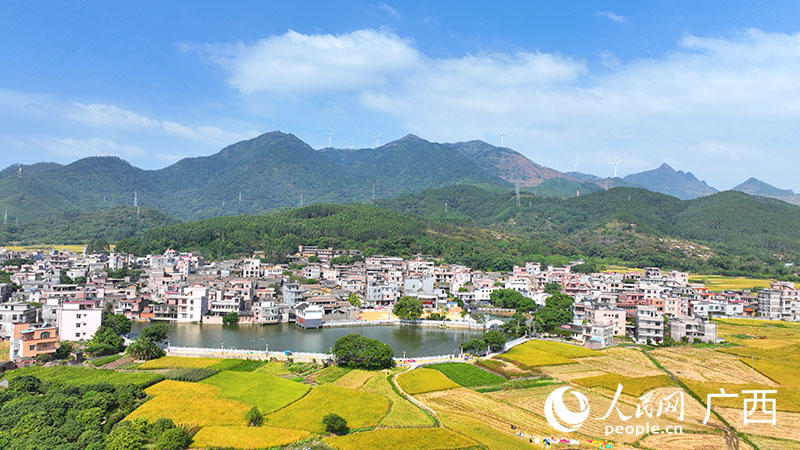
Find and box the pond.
[130,321,484,357]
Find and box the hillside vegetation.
[115,187,800,278]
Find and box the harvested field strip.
[716,407,800,443]
[474,358,536,378]
[640,432,755,450]
[418,388,557,436]
[572,374,674,396]
[190,425,309,449]
[577,347,663,377]
[265,384,389,432]
[679,378,800,412]
[397,368,460,395]
[254,361,292,376]
[126,380,250,426]
[360,374,432,428]
[202,370,310,414]
[650,347,777,385]
[324,428,476,450]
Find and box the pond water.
[130,321,483,357]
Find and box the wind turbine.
[573,158,578,172]
[326,131,335,148]
[613,160,621,178]
[374,132,382,148]
[500,132,505,147]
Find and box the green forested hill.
[0,206,179,244]
[0,132,508,224]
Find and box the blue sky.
[2,1,800,190]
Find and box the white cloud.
[595,11,627,23]
[378,2,401,19]
[194,27,800,188]
[31,137,145,160]
[66,102,259,144]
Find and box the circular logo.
[544,386,591,433]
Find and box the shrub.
[245,406,263,427]
[127,337,165,361]
[153,427,193,450]
[222,312,239,325]
[323,413,349,435]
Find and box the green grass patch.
[324,428,476,450]
[266,384,389,432]
[202,370,310,414]
[427,363,506,388]
[208,359,245,370]
[227,359,266,372]
[572,374,675,396]
[89,354,123,367]
[396,368,460,395]
[314,366,352,383]
[2,365,162,388]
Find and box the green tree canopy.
[332,334,395,370]
[393,296,423,320]
[323,413,349,435]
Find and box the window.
[29,345,35,350]
[40,331,50,339]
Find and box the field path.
[391,367,442,427]
[640,348,748,450]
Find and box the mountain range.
[1,130,799,229]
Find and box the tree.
[105,425,143,450]
[393,296,423,320]
[60,270,74,284]
[53,341,74,360]
[139,324,169,344]
[104,313,132,336]
[86,326,125,356]
[332,334,395,370]
[86,238,111,255]
[269,282,282,295]
[489,289,536,312]
[153,427,192,450]
[127,338,165,361]
[322,413,348,435]
[571,262,597,274]
[347,292,362,308]
[544,283,562,295]
[245,407,263,427]
[482,330,507,352]
[461,337,485,354]
[532,292,574,334]
[222,312,239,325]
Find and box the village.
[2,244,798,368]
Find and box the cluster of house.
[2,244,799,364]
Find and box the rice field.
[640,432,755,450]
[571,373,675,396]
[190,425,309,449]
[496,343,576,369]
[577,346,663,377]
[138,356,224,369]
[688,274,772,291]
[396,368,460,395]
[265,384,389,432]
[746,435,800,450]
[418,388,556,436]
[474,358,536,378]
[716,407,800,442]
[201,370,310,414]
[126,380,251,426]
[0,341,8,361]
[359,373,433,428]
[324,428,476,450]
[427,363,506,388]
[332,369,380,389]
[313,366,351,383]
[2,244,88,252]
[2,365,162,387]
[439,412,534,450]
[254,360,293,376]
[519,340,600,358]
[650,347,777,385]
